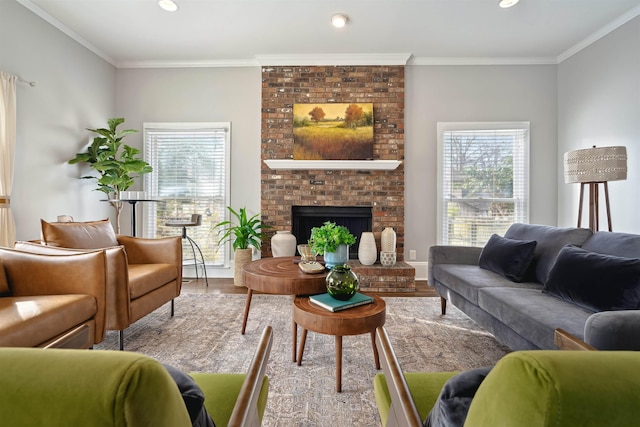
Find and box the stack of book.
[309,292,374,312]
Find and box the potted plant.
[308,221,356,269]
[214,206,270,286]
[68,118,152,233]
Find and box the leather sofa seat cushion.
[433,264,541,305]
[477,287,593,349]
[41,218,119,249]
[128,264,178,299]
[0,295,97,347]
[504,223,592,284]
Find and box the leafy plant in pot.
[308,221,356,269]
[68,118,152,233]
[214,207,270,287]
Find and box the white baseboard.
[406,261,428,281]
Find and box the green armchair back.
[374,327,640,427]
[0,326,273,427]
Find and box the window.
[143,123,231,267]
[437,122,529,246]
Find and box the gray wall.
[1,0,116,241]
[404,65,558,263]
[115,67,261,236]
[558,16,640,233]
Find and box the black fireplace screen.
[292,206,373,259]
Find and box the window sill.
[263,159,402,170]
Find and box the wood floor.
[181,277,438,297]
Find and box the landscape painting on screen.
[293,103,374,160]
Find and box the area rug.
[96,294,510,426]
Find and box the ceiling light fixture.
[331,13,349,28]
[158,0,179,12]
[498,0,520,8]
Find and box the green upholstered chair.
[0,326,273,427]
[373,326,640,427]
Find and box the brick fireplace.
[260,65,413,291]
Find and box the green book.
[309,292,374,312]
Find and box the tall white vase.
[358,232,377,265]
[381,227,396,253]
[271,230,297,257]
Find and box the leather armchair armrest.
[117,235,182,265]
[0,248,108,343]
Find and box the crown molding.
[16,0,116,67]
[117,59,260,69]
[256,53,412,66]
[556,4,640,63]
[408,57,558,66]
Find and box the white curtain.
[0,71,17,248]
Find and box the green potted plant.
[308,221,356,269]
[214,207,270,287]
[68,118,152,233]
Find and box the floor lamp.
[564,146,627,232]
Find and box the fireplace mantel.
[263,159,402,170]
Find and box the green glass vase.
[326,264,359,301]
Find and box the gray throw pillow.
[478,234,537,282]
[424,366,492,427]
[543,245,640,312]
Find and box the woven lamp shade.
[564,146,627,184]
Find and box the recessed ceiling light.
[159,0,179,12]
[498,0,520,8]
[331,13,349,28]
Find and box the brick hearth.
[348,260,416,293]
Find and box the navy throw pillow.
[478,234,537,282]
[163,364,216,427]
[424,366,492,427]
[543,245,640,312]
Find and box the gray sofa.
[428,223,640,350]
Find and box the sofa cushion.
[581,231,640,258]
[0,295,97,347]
[424,366,492,427]
[478,287,593,349]
[543,245,640,312]
[128,264,178,299]
[433,265,542,305]
[41,218,119,249]
[504,223,592,284]
[478,234,537,282]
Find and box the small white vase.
[358,232,377,265]
[381,227,396,253]
[271,230,297,257]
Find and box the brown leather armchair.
[0,248,107,348]
[17,218,182,350]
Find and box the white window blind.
[143,123,230,267]
[437,122,529,246]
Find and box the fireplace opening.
[292,206,373,259]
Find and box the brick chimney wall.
[260,65,405,259]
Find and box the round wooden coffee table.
[241,257,327,361]
[293,294,386,392]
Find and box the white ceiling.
[17,0,640,68]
